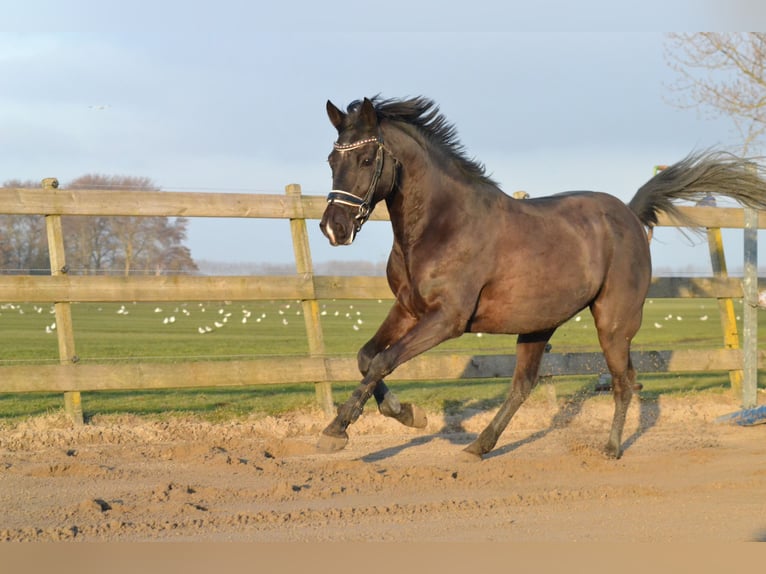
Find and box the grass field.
[0,297,763,420]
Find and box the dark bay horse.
[318,96,766,459]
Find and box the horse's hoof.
[604,443,623,459]
[459,447,483,463]
[317,431,349,453]
[380,399,428,429]
[398,403,428,429]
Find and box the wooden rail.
[0,348,760,394]
[0,274,749,303]
[3,186,766,227]
[0,182,761,422]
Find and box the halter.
[327,135,398,231]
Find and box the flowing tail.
[628,150,766,231]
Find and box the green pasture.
[0,297,763,420]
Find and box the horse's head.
[320,98,399,246]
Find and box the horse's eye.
[362,157,373,167]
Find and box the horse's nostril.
[320,206,355,246]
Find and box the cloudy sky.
[2,1,764,272]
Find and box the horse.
[318,95,766,460]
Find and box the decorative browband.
[333,137,380,151]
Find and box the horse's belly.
[469,285,594,335]
[469,310,577,335]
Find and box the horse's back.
[521,190,649,256]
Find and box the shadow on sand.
[360,385,661,463]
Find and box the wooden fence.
[0,180,762,423]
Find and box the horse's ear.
[326,100,345,131]
[360,97,378,129]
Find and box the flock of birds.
[0,303,59,334]
[116,300,376,335]
[0,299,745,338]
[0,300,381,336]
[566,298,735,332]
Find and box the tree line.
[0,175,198,276]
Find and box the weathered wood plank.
[0,189,304,219]
[43,178,83,424]
[0,275,313,302]
[314,275,392,299]
[742,206,759,408]
[655,205,766,229]
[286,184,333,415]
[4,189,764,228]
[0,349,757,393]
[705,225,744,395]
[388,348,747,380]
[0,358,328,393]
[0,274,748,303]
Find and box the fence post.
[705,225,744,397]
[742,206,758,408]
[42,178,84,424]
[286,184,334,416]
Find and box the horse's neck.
[384,124,499,248]
[386,163,479,251]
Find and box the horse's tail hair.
[628,150,766,230]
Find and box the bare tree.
[150,217,197,275]
[665,33,766,155]
[0,180,49,274]
[64,214,118,275]
[63,174,198,275]
[1,175,197,275]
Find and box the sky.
[2,1,766,274]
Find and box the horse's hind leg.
[463,330,554,460]
[592,303,643,459]
[598,342,638,459]
[604,353,637,459]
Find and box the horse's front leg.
[318,307,463,453]
[355,301,412,416]
[356,307,427,430]
[317,302,420,453]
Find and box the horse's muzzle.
[320,205,357,246]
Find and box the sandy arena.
[1,391,765,543]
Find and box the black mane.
[348,96,498,187]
